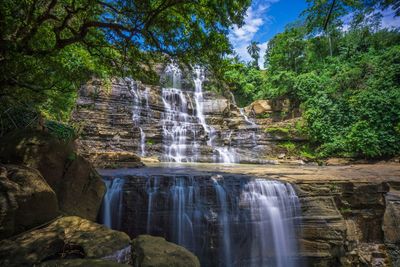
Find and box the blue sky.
[230,0,400,67]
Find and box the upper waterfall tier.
[72,67,296,164]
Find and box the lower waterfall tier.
[99,168,302,267]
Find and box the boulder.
[247,100,272,115]
[0,164,59,239]
[37,259,131,267]
[0,131,105,220]
[202,99,229,114]
[0,216,131,267]
[131,235,200,267]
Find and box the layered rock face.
[72,77,304,164]
[298,181,395,266]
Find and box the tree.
[0,0,251,127]
[247,41,260,68]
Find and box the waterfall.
[193,67,211,139]
[126,78,151,157]
[241,180,300,267]
[146,177,159,233]
[135,174,301,267]
[239,108,257,127]
[212,176,232,267]
[170,177,196,250]
[100,178,125,229]
[139,127,146,157]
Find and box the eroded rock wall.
[298,181,400,266]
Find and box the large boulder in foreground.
[0,164,59,239]
[0,216,130,267]
[0,131,105,220]
[37,259,131,267]
[131,235,200,267]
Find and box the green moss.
[265,127,290,134]
[339,207,352,214]
[67,152,77,162]
[256,113,271,119]
[45,120,77,141]
[146,139,155,145]
[278,141,297,156]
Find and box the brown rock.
[247,100,272,115]
[0,216,131,267]
[0,164,59,239]
[132,235,200,267]
[37,259,131,267]
[0,131,105,221]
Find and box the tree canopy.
[0,0,251,130]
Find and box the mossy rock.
[37,259,131,267]
[132,235,200,267]
[0,216,130,267]
[0,130,105,221]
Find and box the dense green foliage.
[0,0,250,134]
[225,1,400,158]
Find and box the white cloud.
[341,7,400,32]
[381,8,400,28]
[229,0,279,68]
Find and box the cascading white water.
[162,88,193,162]
[193,67,210,140]
[146,177,159,233]
[192,66,237,163]
[126,78,151,157]
[100,178,125,229]
[139,174,301,267]
[212,176,232,267]
[239,108,257,127]
[241,180,300,267]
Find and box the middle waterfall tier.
[99,172,302,267]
